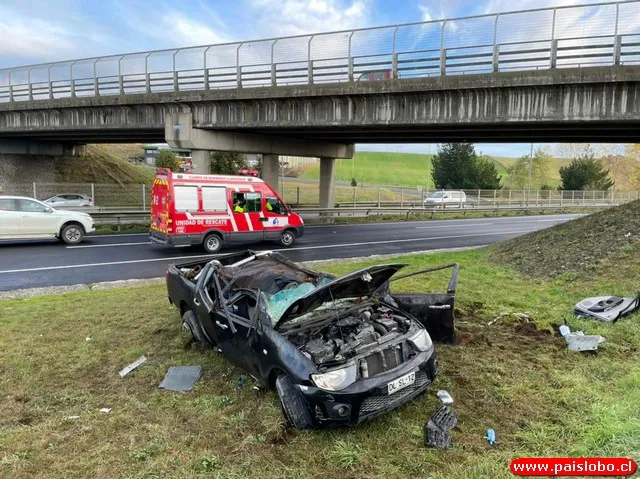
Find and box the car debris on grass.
[118,355,148,378]
[424,406,459,449]
[559,325,606,352]
[574,293,640,322]
[159,366,202,392]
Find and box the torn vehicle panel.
[165,251,459,428]
[574,293,640,322]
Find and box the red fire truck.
[150,168,304,253]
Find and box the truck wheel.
[203,233,222,254]
[279,229,296,247]
[60,223,84,245]
[182,310,209,346]
[275,375,314,429]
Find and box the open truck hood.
[274,264,406,330]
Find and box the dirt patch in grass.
[491,200,640,277]
[513,321,552,340]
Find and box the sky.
[0,0,631,158]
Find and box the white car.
[424,190,467,208]
[44,193,93,208]
[0,196,95,244]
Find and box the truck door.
[213,291,262,377]
[230,191,265,244]
[262,196,290,241]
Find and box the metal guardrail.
[2,1,640,103]
[90,203,617,228]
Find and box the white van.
[423,190,467,208]
[0,196,95,244]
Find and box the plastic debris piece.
[85,337,91,342]
[99,408,112,413]
[430,405,459,430]
[425,420,452,448]
[237,378,245,389]
[159,366,202,392]
[560,325,606,352]
[119,355,147,378]
[436,390,454,405]
[66,415,81,420]
[485,428,496,446]
[424,406,459,448]
[565,333,606,352]
[574,294,640,322]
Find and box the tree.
[210,151,248,175]
[559,148,614,191]
[473,156,502,190]
[432,142,476,189]
[156,150,180,172]
[506,146,553,190]
[431,142,501,189]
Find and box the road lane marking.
[306,215,581,229]
[415,222,496,229]
[67,242,152,249]
[0,228,535,275]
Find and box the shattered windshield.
[262,278,334,325]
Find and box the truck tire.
[182,310,209,346]
[279,229,296,247]
[275,374,314,429]
[60,223,85,245]
[203,233,222,254]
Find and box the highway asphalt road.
[0,214,581,291]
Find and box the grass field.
[2,245,639,478]
[280,180,413,205]
[298,151,532,188]
[299,151,435,188]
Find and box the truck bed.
[166,251,262,315]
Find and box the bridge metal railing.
[2,1,640,104]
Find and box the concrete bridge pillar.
[262,154,280,193]
[190,150,211,174]
[319,157,336,210]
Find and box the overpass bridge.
[2,0,640,205]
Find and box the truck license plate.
[387,371,416,395]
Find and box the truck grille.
[358,370,430,419]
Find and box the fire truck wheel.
[279,229,296,247]
[203,233,222,254]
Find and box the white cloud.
[0,6,75,58]
[418,5,433,22]
[250,0,369,37]
[161,12,231,46]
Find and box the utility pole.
[527,143,534,204]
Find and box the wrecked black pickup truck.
[166,250,458,428]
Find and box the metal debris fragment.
[119,355,147,378]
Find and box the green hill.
[299,151,519,188]
[300,151,434,187]
[55,144,154,184]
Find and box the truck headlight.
[311,363,357,391]
[408,329,433,352]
